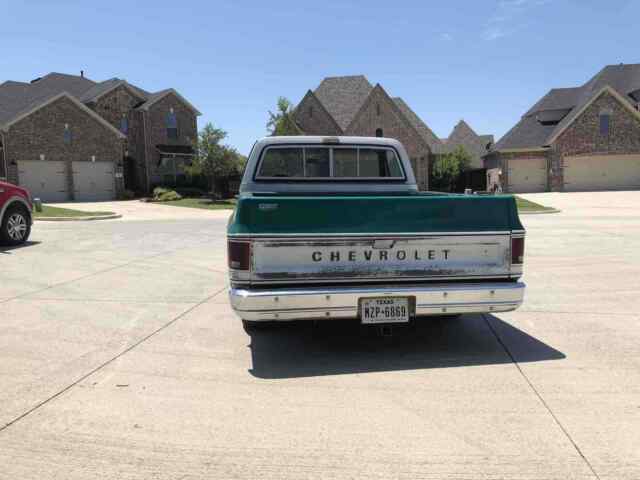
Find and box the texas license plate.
[360,297,410,324]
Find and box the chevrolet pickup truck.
[227,136,525,329]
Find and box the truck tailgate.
[251,234,511,284]
[229,193,524,285]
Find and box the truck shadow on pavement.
[0,240,41,254]
[247,314,565,379]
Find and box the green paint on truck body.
[228,192,524,236]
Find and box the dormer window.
[166,109,178,139]
[535,108,570,126]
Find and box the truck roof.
[254,136,405,149]
[242,136,417,194]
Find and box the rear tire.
[0,204,31,246]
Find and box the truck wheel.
[0,204,31,246]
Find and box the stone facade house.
[293,75,443,190]
[0,72,200,201]
[486,63,640,193]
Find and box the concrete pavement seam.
[0,286,227,434]
[482,314,601,480]
[0,247,200,305]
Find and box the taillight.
[228,240,251,270]
[511,236,525,265]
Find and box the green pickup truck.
[228,136,525,329]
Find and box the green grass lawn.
[158,198,237,210]
[33,205,114,218]
[515,196,555,212]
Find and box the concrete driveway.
[1,193,639,479]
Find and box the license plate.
[360,297,410,324]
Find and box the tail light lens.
[228,240,251,270]
[511,236,525,265]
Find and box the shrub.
[152,187,182,202]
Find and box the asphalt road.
[1,193,639,479]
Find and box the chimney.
[80,70,84,78]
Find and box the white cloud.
[440,32,454,41]
[483,0,553,41]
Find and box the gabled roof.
[441,120,494,162]
[493,63,640,152]
[547,85,640,145]
[1,91,126,139]
[79,78,150,103]
[0,73,96,125]
[137,88,202,115]
[392,97,444,153]
[294,89,344,134]
[0,72,201,127]
[314,75,372,130]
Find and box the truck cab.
[227,136,525,328]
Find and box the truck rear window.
[256,146,404,180]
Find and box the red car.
[0,180,33,246]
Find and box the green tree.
[431,146,472,192]
[187,123,242,197]
[266,97,303,136]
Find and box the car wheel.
[1,204,31,246]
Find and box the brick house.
[485,63,640,193]
[293,76,443,190]
[0,72,200,201]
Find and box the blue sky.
[2,0,638,154]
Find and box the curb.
[519,209,561,215]
[35,214,122,222]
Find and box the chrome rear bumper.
[229,281,525,322]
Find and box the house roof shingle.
[441,120,494,164]
[79,78,150,103]
[0,73,97,126]
[313,75,373,130]
[494,63,640,152]
[392,97,444,153]
[0,72,197,127]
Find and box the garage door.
[72,161,115,201]
[17,160,69,202]
[507,157,547,193]
[564,154,640,191]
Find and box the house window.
[599,113,610,136]
[375,128,383,137]
[120,116,128,134]
[376,104,381,116]
[166,109,178,139]
[309,106,313,118]
[63,124,72,145]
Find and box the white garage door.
[17,160,69,202]
[564,154,640,191]
[507,157,547,193]
[72,161,115,201]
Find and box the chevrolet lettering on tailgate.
[311,248,451,262]
[227,136,526,331]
